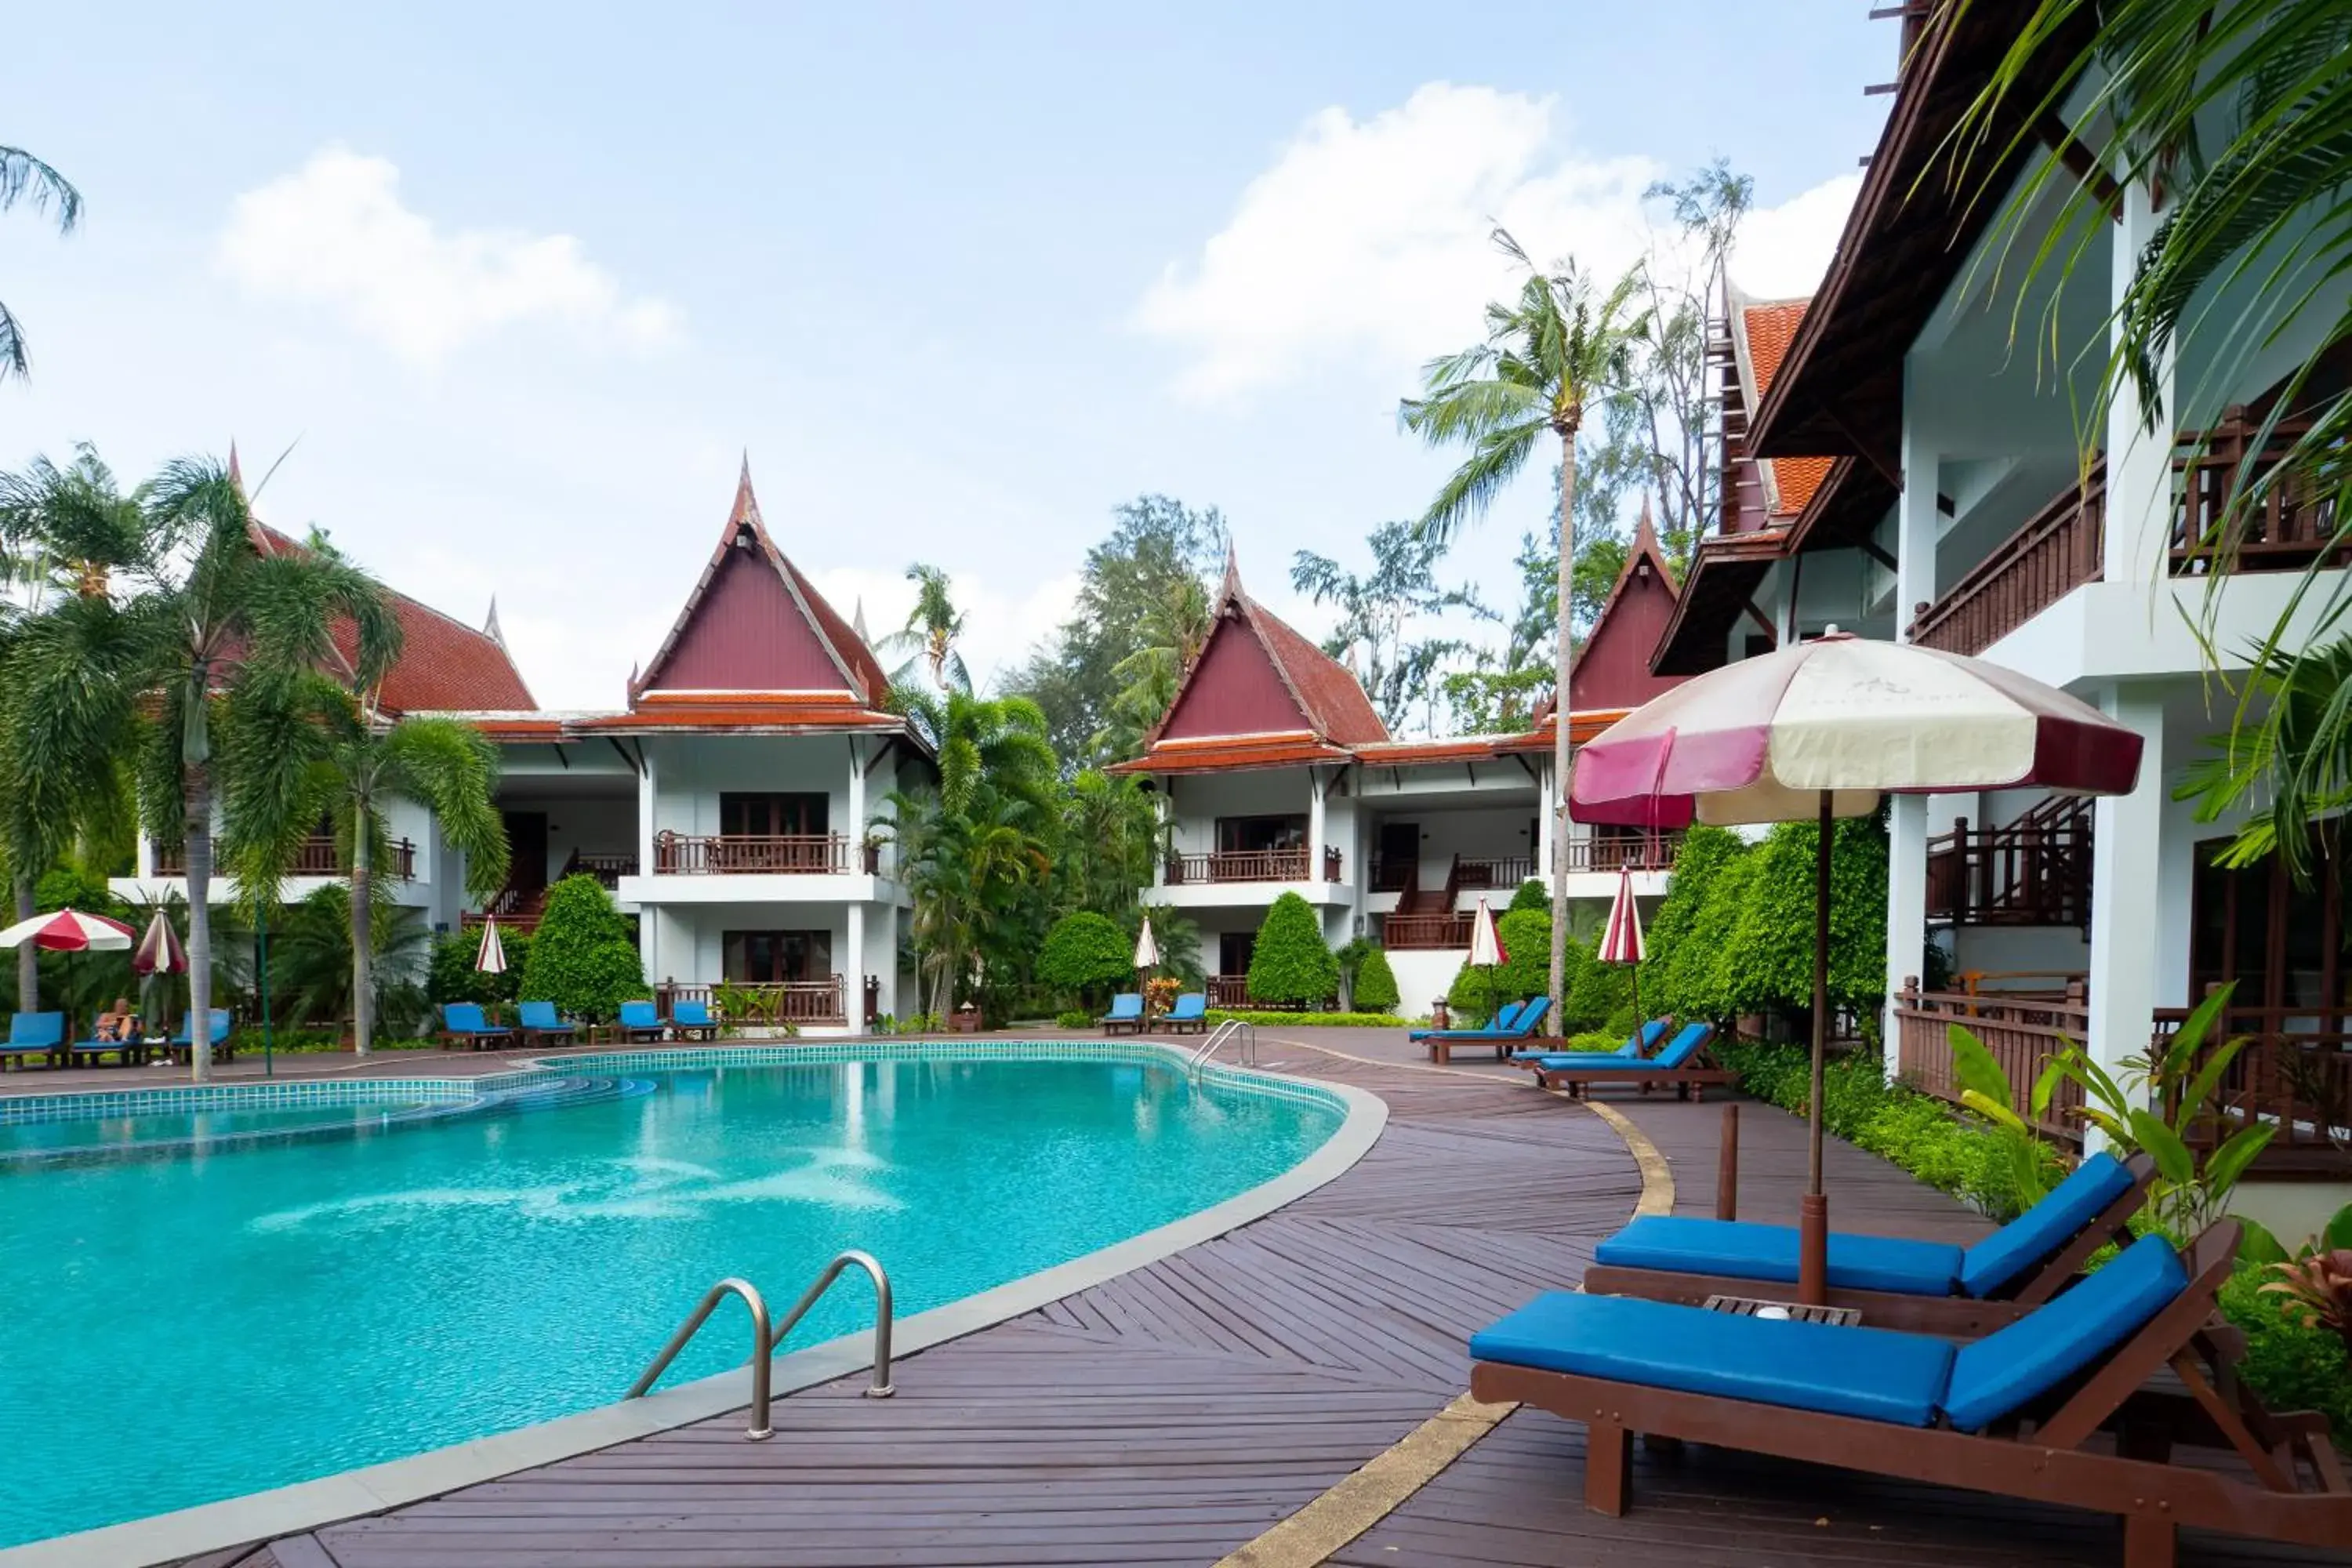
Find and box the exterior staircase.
[1926,794,2092,931]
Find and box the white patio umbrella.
[1571,631,2146,1305]
[1468,898,1506,1022]
[1132,915,1159,1016]
[1598,869,1646,1023]
[0,908,136,1040]
[475,918,508,975]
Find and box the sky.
[3,2,1892,713]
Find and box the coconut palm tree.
[0,146,81,379]
[879,564,971,693]
[1096,574,1213,760]
[1403,232,1648,1006]
[222,670,509,1054]
[0,448,150,1011]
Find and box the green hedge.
[1247,892,1339,1007]
[1038,912,1134,1004]
[1350,947,1400,1012]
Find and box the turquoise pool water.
[0,1100,443,1156]
[0,1051,1343,1548]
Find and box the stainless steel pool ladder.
[1188,1018,1255,1076]
[624,1250,895,1441]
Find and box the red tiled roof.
[626,461,898,720]
[1251,601,1388,745]
[1106,732,1353,775]
[1734,296,1831,521]
[249,523,537,713]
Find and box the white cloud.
[1729,173,1864,299]
[216,146,682,365]
[1137,82,1857,403]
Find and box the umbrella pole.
[1798,790,1833,1308]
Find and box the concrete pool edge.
[0,1046,1388,1568]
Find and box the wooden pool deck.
[147,1031,2343,1568]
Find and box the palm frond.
[0,147,82,232]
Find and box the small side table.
[1700,1294,1861,1328]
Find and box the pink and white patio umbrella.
[475,918,508,976]
[133,910,190,1038]
[1598,869,1646,1022]
[1468,898,1506,1020]
[1571,631,2146,1304]
[0,908,136,1039]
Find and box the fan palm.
[1403,231,1647,1004]
[878,564,971,693]
[0,146,81,379]
[222,671,509,1054]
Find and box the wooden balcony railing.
[561,849,638,890]
[1454,855,1534,890]
[154,836,414,880]
[1911,406,2351,657]
[1565,834,1681,873]
[1207,975,1250,1007]
[1165,847,1343,885]
[653,831,852,875]
[2155,1004,2352,1177]
[1384,913,1473,950]
[1370,857,1414,892]
[1891,982,2088,1143]
[1925,797,2092,930]
[1910,469,2107,656]
[658,976,848,1025]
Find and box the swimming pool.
[0,1046,1348,1549]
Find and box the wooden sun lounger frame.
[1473,1226,2352,1567]
[1581,1152,2159,1337]
[1526,1025,1729,1099]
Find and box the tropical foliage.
[1348,946,1399,1013]
[1245,892,1338,1008]
[1036,911,1133,1005]
[1290,521,1488,733]
[517,875,645,1022]
[0,145,80,379]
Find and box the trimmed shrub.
[428,927,529,1007]
[1563,937,1632,1032]
[1351,947,1400,1012]
[517,876,647,1022]
[1038,912,1134,1004]
[1508,879,1549,913]
[2220,1266,2352,1436]
[1054,1008,1094,1029]
[1247,892,1339,1007]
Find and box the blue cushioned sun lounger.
[165,1009,234,1065]
[517,1000,577,1045]
[1101,993,1144,1035]
[1522,1022,1725,1098]
[1583,1151,2154,1334]
[441,1003,515,1051]
[1162,993,1208,1034]
[619,1000,665,1042]
[2,1011,66,1070]
[1465,1227,2352,1564]
[670,1000,720,1040]
[1414,996,1553,1062]
[1511,1017,1666,1065]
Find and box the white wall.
[648,734,857,838]
[1163,769,1312,856]
[1364,806,1537,901]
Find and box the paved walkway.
[110,1029,2341,1567]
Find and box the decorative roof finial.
[1635,492,1659,549]
[851,597,869,642]
[1220,539,1243,603]
[227,441,246,498]
[729,451,761,531]
[483,596,506,650]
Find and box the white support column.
[845,902,866,1034]
[1536,759,1556,893]
[637,747,657,877]
[2085,684,2167,1142]
[1896,361,1939,639]
[1777,560,1801,648]
[1884,795,1928,1080]
[1306,768,1326,881]
[846,736,868,870]
[136,833,154,880]
[2103,179,2176,586]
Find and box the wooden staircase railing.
[1926,795,2092,930]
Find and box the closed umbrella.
[1598,869,1646,1024]
[1571,631,2145,1305]
[0,908,136,1042]
[476,918,508,975]
[132,910,189,1044]
[1468,898,1505,1022]
[1133,916,1159,1018]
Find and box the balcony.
[659,976,848,1026]
[1925,797,2091,930]
[1566,835,1680,873]
[653,831,875,876]
[153,836,414,880]
[1909,408,2351,658]
[1383,913,1472,950]
[1164,846,1343,885]
[562,850,638,890]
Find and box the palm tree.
[264,884,433,1040]
[890,687,1058,816]
[1403,231,1647,1007]
[0,146,82,379]
[223,672,509,1054]
[0,448,150,1012]
[124,457,399,1081]
[1096,574,1212,759]
[878,564,971,693]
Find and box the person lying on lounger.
[94,999,138,1042]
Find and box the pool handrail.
[625,1250,895,1440]
[1189,1018,1256,1076]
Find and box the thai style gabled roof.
[234,448,538,714]
[1113,549,1386,773]
[625,458,895,720]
